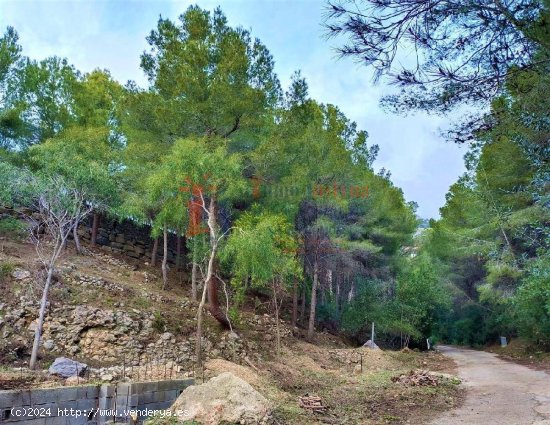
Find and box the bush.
[0,216,26,237]
[152,311,166,333]
[515,256,550,348]
[0,262,15,283]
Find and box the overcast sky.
[0,0,466,218]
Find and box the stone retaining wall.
[0,207,186,266]
[0,379,193,424]
[79,215,184,265]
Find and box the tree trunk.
[196,196,224,371]
[176,234,182,271]
[162,223,168,290]
[151,237,159,267]
[300,285,306,324]
[191,243,198,301]
[195,263,210,373]
[91,213,100,246]
[207,263,230,327]
[73,221,82,254]
[191,263,198,299]
[291,278,298,328]
[307,261,319,340]
[273,283,281,358]
[29,264,54,369]
[205,196,230,328]
[336,274,341,315]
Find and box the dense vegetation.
[0,1,548,360]
[0,6,437,361]
[329,0,550,348]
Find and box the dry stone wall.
[0,207,186,265]
[79,215,185,265]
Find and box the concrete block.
[30,389,56,406]
[65,415,87,425]
[11,418,46,425]
[113,394,137,410]
[75,398,96,411]
[157,380,174,392]
[1,390,32,408]
[76,385,99,400]
[164,389,178,403]
[54,387,79,402]
[135,381,158,393]
[45,416,70,425]
[138,391,154,405]
[57,400,82,411]
[99,385,114,399]
[152,391,164,403]
[96,396,113,411]
[0,391,17,409]
[114,383,133,397]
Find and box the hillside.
[0,231,461,424]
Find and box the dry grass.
[485,338,550,373]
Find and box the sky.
[0,0,467,218]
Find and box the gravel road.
[430,345,550,425]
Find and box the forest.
[0,1,548,372]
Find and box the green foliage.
[341,278,385,335]
[393,254,450,341]
[0,261,15,283]
[152,311,166,333]
[515,256,550,348]
[0,7,427,344]
[221,209,301,296]
[0,216,26,237]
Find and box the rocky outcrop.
[171,372,271,425]
[1,294,251,379]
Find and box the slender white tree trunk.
[307,261,319,340]
[196,196,218,371]
[29,265,54,369]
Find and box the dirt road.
[430,345,550,425]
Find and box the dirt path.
[431,345,550,425]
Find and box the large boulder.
[171,372,271,425]
[48,357,88,378]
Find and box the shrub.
[152,311,166,333]
[0,216,27,237]
[515,256,550,348]
[0,262,15,283]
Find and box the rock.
[65,376,88,385]
[362,340,381,350]
[27,319,39,332]
[12,269,31,280]
[49,357,88,378]
[43,340,55,350]
[100,373,114,382]
[161,332,174,340]
[171,372,270,425]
